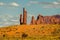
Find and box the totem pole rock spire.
[30,16,36,25]
[20,8,27,25]
[23,8,27,24]
[20,14,23,25]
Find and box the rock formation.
[20,14,23,25]
[20,8,60,25]
[30,14,60,24]
[20,8,27,25]
[23,8,27,24]
[36,14,45,24]
[30,16,36,25]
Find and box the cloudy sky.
[0,0,60,27]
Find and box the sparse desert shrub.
[38,30,40,33]
[7,29,12,32]
[51,28,60,36]
[3,34,5,37]
[58,37,60,39]
[22,33,28,38]
[57,28,60,32]
[2,34,8,38]
[16,32,20,34]
[40,26,44,31]
[33,28,35,30]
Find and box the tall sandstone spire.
[30,16,36,25]
[20,14,23,25]
[23,8,27,24]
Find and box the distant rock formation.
[30,15,60,24]
[23,8,27,24]
[30,16,36,25]
[20,8,60,25]
[20,8,27,25]
[20,14,23,25]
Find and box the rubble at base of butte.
[20,8,60,25]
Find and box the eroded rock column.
[23,8,27,24]
[20,14,23,25]
[30,16,36,25]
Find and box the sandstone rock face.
[36,15,44,24]
[30,16,36,25]
[23,8,27,24]
[50,17,56,24]
[30,14,60,24]
[20,8,60,25]
[20,8,27,25]
[44,16,51,24]
[36,15,40,24]
[20,14,23,25]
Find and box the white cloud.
[0,14,19,27]
[53,2,58,4]
[43,5,60,8]
[0,2,4,6]
[4,22,10,25]
[30,1,38,4]
[27,1,60,8]
[41,1,60,8]
[27,1,38,6]
[3,19,7,21]
[53,2,60,5]
[43,2,60,8]
[11,19,19,22]
[10,2,19,7]
[0,2,20,7]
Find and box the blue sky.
[0,0,60,27]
